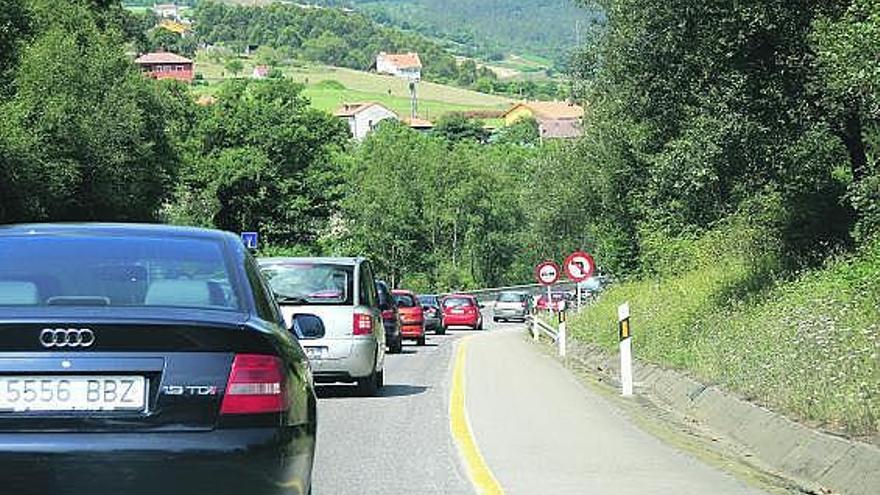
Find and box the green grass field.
[193,57,512,119]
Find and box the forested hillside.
[193,2,497,86]
[312,0,600,63]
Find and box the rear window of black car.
[443,297,473,308]
[0,235,241,310]
[394,294,417,307]
[261,263,355,306]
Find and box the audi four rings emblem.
[39,328,96,348]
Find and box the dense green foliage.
[165,79,350,245]
[334,122,536,291]
[192,2,497,87]
[0,0,179,223]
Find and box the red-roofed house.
[135,52,194,83]
[376,52,422,81]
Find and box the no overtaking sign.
[535,261,561,286]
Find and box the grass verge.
[571,223,879,440]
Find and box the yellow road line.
[449,337,505,495]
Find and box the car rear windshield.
[498,292,526,302]
[394,294,417,307]
[443,297,473,308]
[419,295,438,306]
[261,263,354,306]
[0,235,241,311]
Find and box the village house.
[375,52,422,81]
[502,101,586,139]
[334,102,399,141]
[152,3,179,19]
[134,52,194,84]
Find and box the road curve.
[313,314,771,495]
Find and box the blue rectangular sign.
[241,232,259,250]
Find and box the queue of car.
[0,223,543,495]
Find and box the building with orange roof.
[376,52,422,81]
[135,52,194,83]
[502,100,586,139]
[334,102,399,140]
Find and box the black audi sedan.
[0,224,318,495]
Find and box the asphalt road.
[312,312,770,495]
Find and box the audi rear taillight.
[221,354,286,415]
[353,314,373,335]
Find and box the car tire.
[436,326,446,335]
[493,317,499,323]
[417,336,426,346]
[390,337,403,354]
[477,320,484,330]
[377,369,384,388]
[357,369,379,396]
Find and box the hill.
[313,0,601,63]
[193,58,512,119]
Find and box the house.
[502,101,586,139]
[134,52,194,83]
[403,117,434,134]
[153,3,179,19]
[252,65,270,79]
[334,102,399,141]
[376,52,422,81]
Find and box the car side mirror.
[291,314,325,339]
[478,303,485,309]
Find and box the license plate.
[0,376,147,412]
[304,347,327,359]
[451,309,465,314]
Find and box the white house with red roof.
[333,102,399,140]
[376,52,422,81]
[135,52,194,83]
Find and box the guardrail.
[526,314,566,358]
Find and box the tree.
[169,79,349,246]
[0,0,178,223]
[224,57,244,77]
[433,114,489,144]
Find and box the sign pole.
[618,302,633,397]
[577,283,582,312]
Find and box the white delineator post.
[557,300,567,358]
[618,302,633,397]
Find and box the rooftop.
[505,101,585,120]
[377,52,422,69]
[333,102,395,118]
[134,52,193,65]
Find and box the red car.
[536,292,566,311]
[392,289,426,346]
[441,294,483,331]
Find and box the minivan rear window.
[261,263,354,306]
[0,235,241,310]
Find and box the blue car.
[0,224,317,495]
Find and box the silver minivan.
[259,257,386,396]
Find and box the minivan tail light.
[221,354,286,415]
[353,314,373,335]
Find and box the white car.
[260,257,386,396]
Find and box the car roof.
[391,289,415,294]
[0,223,236,242]
[259,256,363,266]
[444,293,475,298]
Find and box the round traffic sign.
[564,251,595,282]
[535,261,561,286]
